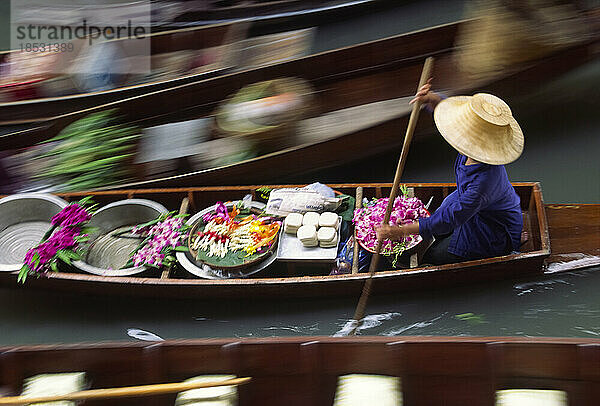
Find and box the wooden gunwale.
[0,336,598,406]
[3,182,595,299]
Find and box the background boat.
[0,182,597,299]
[2,18,598,192]
[165,0,400,28]
[0,23,315,124]
[0,336,598,406]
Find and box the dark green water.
[0,269,598,345]
[0,1,598,345]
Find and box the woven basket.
[214,77,313,146]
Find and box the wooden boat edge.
[2,335,599,353]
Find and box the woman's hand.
[375,221,420,241]
[375,224,401,241]
[409,78,442,110]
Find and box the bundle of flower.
[35,109,140,192]
[353,191,430,262]
[19,197,97,282]
[121,213,190,270]
[192,202,281,261]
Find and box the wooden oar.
[0,377,251,405]
[349,57,434,335]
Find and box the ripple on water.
[263,323,320,334]
[383,314,446,336]
[573,327,600,337]
[514,278,573,296]
[127,328,164,342]
[333,312,402,337]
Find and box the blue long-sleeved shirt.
[418,154,523,259]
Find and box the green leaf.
[132,218,160,230]
[174,246,189,252]
[50,261,59,273]
[40,225,58,243]
[78,196,94,205]
[56,250,72,265]
[17,265,29,283]
[63,250,80,259]
[80,226,98,235]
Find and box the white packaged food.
[297,225,318,247]
[319,212,339,229]
[303,211,320,228]
[284,213,303,234]
[265,188,341,216]
[317,227,337,243]
[318,226,338,248]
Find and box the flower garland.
[121,213,190,269]
[18,197,97,283]
[353,191,430,264]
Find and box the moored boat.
[0,182,597,299]
[0,336,598,405]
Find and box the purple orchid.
[51,203,92,227]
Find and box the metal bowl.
[73,199,167,277]
[0,194,68,272]
[177,201,277,279]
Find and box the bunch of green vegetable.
[36,110,140,191]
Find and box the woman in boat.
[376,82,524,264]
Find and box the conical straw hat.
[433,93,524,165]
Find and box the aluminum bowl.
[73,199,167,277]
[0,194,68,272]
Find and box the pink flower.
[51,204,91,227]
[353,195,430,255]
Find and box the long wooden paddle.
[0,377,251,405]
[349,57,434,335]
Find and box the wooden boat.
[0,23,314,125]
[0,183,597,298]
[168,0,397,27]
[0,336,598,405]
[2,18,598,189]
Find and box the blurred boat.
[166,0,398,27]
[0,183,597,299]
[0,23,315,124]
[3,17,598,190]
[0,336,598,406]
